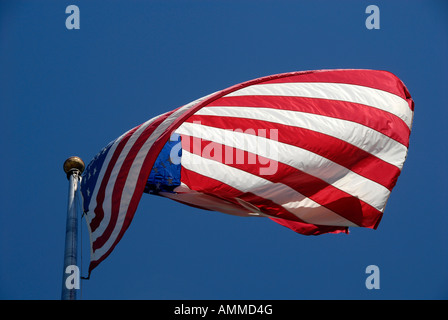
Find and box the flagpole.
[62,156,85,300]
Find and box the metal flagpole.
[62,156,85,300]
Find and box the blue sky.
[1,0,447,300]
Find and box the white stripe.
[160,183,254,217]
[225,82,413,129]
[175,122,390,212]
[92,93,215,260]
[90,114,165,242]
[195,106,408,169]
[84,131,136,261]
[85,114,164,224]
[181,150,358,227]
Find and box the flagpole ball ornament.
[63,156,85,179]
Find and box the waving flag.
[80,69,414,275]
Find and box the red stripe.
[90,125,142,233]
[89,106,192,274]
[237,192,348,235]
[184,114,401,190]
[207,95,411,147]
[166,197,215,212]
[89,114,175,273]
[270,218,348,235]
[93,112,172,251]
[261,69,413,108]
[89,108,188,274]
[180,167,347,235]
[181,136,383,228]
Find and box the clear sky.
[1,0,447,300]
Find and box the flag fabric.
[80,69,414,276]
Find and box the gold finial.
[63,156,85,179]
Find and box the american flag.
[80,69,414,276]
